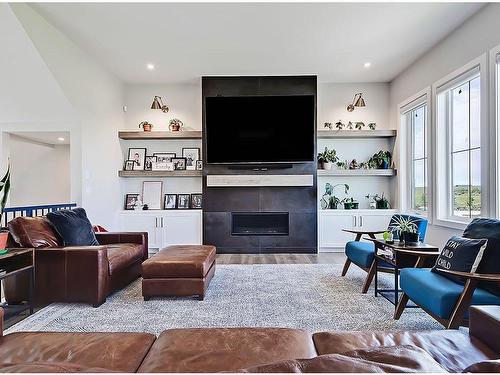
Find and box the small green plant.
[365,193,390,209]
[320,183,349,210]
[317,147,339,164]
[0,165,11,225]
[335,120,344,130]
[389,215,418,235]
[355,122,365,130]
[368,150,392,169]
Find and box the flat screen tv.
[205,95,315,164]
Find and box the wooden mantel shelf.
[119,170,202,177]
[118,130,202,140]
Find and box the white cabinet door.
[319,212,357,250]
[119,213,163,249]
[162,211,202,246]
[358,213,394,232]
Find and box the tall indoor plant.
[0,165,11,251]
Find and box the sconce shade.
[347,93,366,112]
[151,96,169,113]
[354,95,366,107]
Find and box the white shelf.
[118,130,202,140]
[319,209,397,215]
[318,169,396,177]
[317,130,396,139]
[119,170,202,177]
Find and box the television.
[205,95,315,164]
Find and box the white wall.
[8,4,125,228]
[8,135,70,206]
[389,3,500,247]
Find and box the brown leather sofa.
[0,306,498,372]
[5,216,148,307]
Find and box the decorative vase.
[323,162,333,170]
[0,230,9,251]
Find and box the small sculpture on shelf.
[139,121,153,132]
[355,122,365,130]
[368,122,376,130]
[335,120,345,130]
[349,159,359,169]
[324,122,333,130]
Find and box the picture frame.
[177,194,191,209]
[124,193,140,210]
[142,181,163,210]
[153,152,176,163]
[191,193,202,209]
[172,157,187,170]
[128,148,147,171]
[182,148,200,170]
[196,160,203,171]
[124,160,135,171]
[144,155,157,171]
[164,194,178,209]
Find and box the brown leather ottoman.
[141,245,216,301]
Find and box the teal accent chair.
[395,218,500,329]
[341,214,428,293]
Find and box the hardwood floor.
[216,253,346,264]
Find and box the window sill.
[433,217,469,231]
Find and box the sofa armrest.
[95,232,148,260]
[469,306,500,355]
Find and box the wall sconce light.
[346,93,366,112]
[151,96,169,113]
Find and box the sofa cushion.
[239,346,446,373]
[312,329,496,373]
[0,332,156,372]
[463,359,500,373]
[0,362,114,372]
[432,236,488,284]
[107,244,144,275]
[46,208,99,247]
[7,216,61,248]
[137,328,317,373]
[463,218,500,295]
[142,245,216,279]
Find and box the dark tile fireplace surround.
[202,76,317,254]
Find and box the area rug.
[6,264,442,335]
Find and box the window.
[403,102,428,214]
[436,67,481,221]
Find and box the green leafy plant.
[389,215,418,235]
[0,165,11,225]
[317,147,339,164]
[365,193,390,209]
[368,150,392,169]
[320,183,349,209]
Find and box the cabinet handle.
[353,216,357,227]
[155,217,158,228]
[359,216,363,227]
[161,217,164,227]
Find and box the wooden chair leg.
[394,293,409,320]
[446,279,478,329]
[361,260,376,294]
[341,259,352,276]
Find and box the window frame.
[399,88,431,219]
[490,44,500,218]
[432,54,490,230]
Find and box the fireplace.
[232,212,289,236]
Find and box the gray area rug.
[6,264,442,335]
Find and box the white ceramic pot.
[323,162,333,170]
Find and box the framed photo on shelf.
[191,193,202,209]
[182,148,200,170]
[196,160,203,170]
[153,152,176,163]
[172,157,187,170]
[124,160,135,171]
[128,148,147,170]
[145,155,157,171]
[164,194,177,209]
[142,181,163,210]
[124,193,140,210]
[177,194,190,209]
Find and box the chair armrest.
[435,269,500,282]
[95,232,148,260]
[470,306,500,354]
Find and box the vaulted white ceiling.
[30,3,484,84]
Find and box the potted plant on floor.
[317,147,339,170]
[389,215,419,245]
[0,165,11,252]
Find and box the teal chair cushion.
[345,241,375,268]
[400,268,500,319]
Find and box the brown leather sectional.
[5,216,148,307]
[0,306,498,372]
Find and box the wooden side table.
[0,248,34,316]
[366,238,440,310]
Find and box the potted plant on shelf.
[317,147,339,170]
[0,165,11,252]
[169,118,183,132]
[139,121,153,132]
[343,197,359,210]
[369,150,392,169]
[365,193,390,209]
[320,183,349,210]
[389,215,419,245]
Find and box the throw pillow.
[463,218,500,296]
[46,208,99,247]
[8,216,62,248]
[432,236,488,284]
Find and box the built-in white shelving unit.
[317,169,397,177]
[317,130,397,139]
